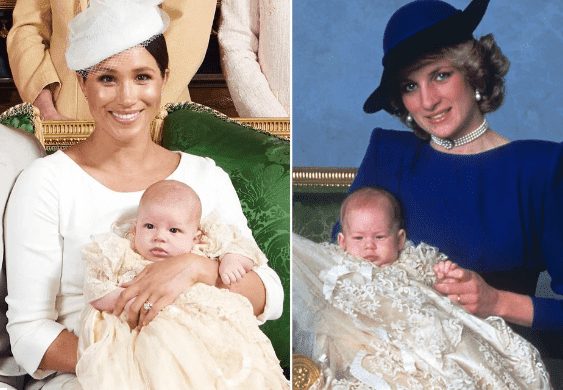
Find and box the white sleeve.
[204,160,284,322]
[4,162,63,378]
[218,0,288,117]
[254,264,284,323]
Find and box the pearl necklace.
[431,118,489,150]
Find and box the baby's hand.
[220,253,254,285]
[434,260,461,283]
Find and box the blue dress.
[334,128,563,357]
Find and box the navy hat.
[364,0,491,114]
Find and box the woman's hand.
[113,252,210,329]
[433,263,534,326]
[434,263,501,317]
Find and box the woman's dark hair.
[80,34,169,79]
[387,34,510,140]
[144,34,169,78]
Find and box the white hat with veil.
[65,0,170,73]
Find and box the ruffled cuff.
[395,241,446,286]
[254,265,283,324]
[196,212,267,267]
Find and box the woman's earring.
[475,90,481,102]
[406,114,413,124]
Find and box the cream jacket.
[218,0,290,117]
[7,0,216,120]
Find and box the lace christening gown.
[293,234,552,390]
[71,215,289,390]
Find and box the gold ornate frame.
[292,166,357,190]
[37,117,290,152]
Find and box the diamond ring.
[143,301,153,311]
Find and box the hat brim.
[363,81,395,115]
[364,0,490,114]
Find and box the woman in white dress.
[4,1,283,388]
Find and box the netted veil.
[65,0,170,77]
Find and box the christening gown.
[292,234,552,390]
[71,214,289,390]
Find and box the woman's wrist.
[495,290,533,327]
[178,252,219,287]
[39,330,78,373]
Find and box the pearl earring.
[475,90,481,101]
[406,114,413,123]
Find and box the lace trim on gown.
[292,235,552,390]
[195,210,267,266]
[77,216,288,390]
[82,212,266,304]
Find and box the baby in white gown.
[73,180,288,390]
[293,186,552,390]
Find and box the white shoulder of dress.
[17,150,85,182]
[176,151,217,168]
[173,152,228,179]
[11,150,73,192]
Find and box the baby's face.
[338,205,405,267]
[134,201,200,262]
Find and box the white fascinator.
[65,0,170,72]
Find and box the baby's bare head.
[338,186,406,266]
[139,180,202,226]
[340,186,402,235]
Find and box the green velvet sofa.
[292,167,356,244]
